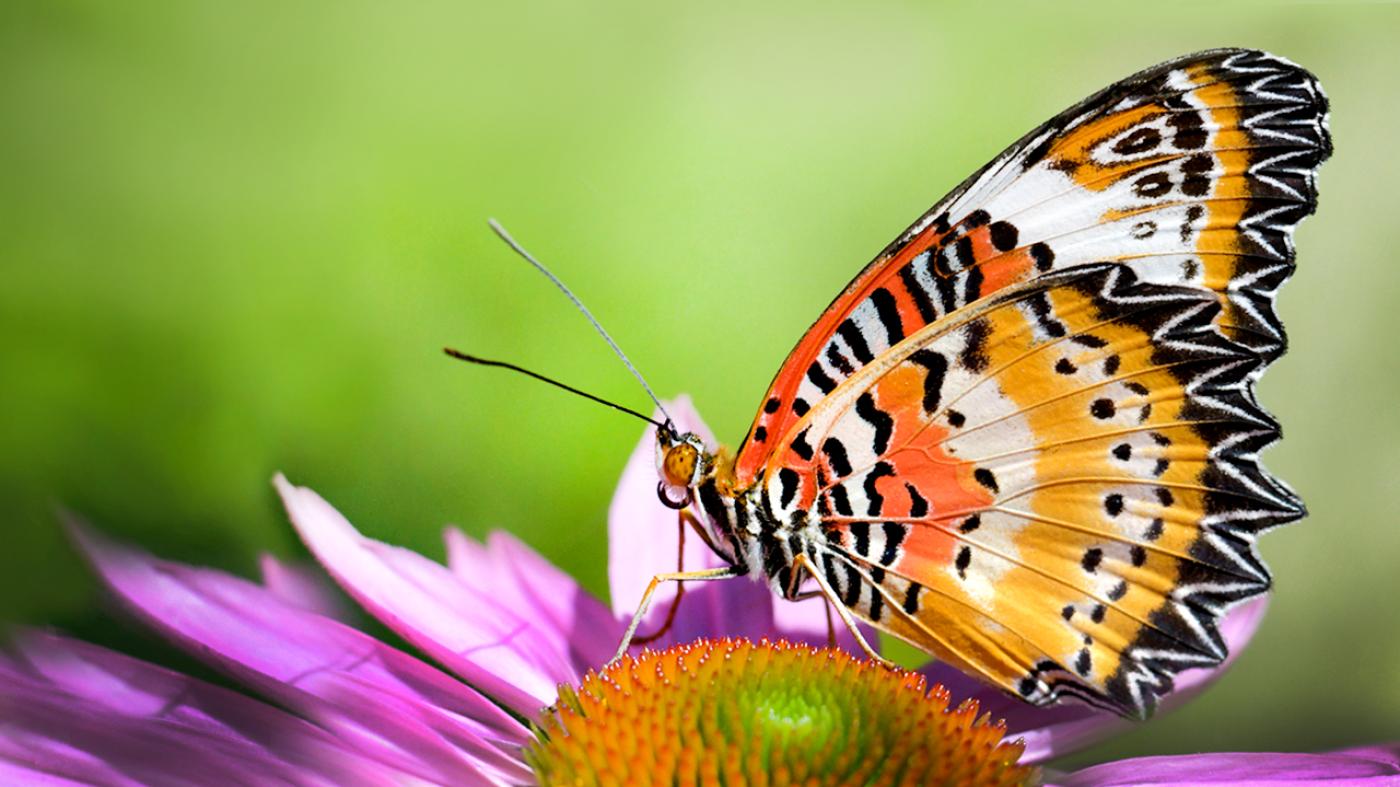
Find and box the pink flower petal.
[922,595,1271,764]
[277,474,579,713]
[1052,745,1400,785]
[0,633,404,787]
[259,553,354,621]
[69,520,530,785]
[445,527,622,670]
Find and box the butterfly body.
[647,48,1328,719]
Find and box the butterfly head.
[655,421,709,509]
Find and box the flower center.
[527,638,1037,786]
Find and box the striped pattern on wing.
[764,264,1301,716]
[735,48,1330,487]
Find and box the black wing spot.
[825,343,855,376]
[855,392,894,455]
[1130,221,1157,240]
[764,397,781,414]
[822,554,843,602]
[793,398,811,417]
[908,349,948,414]
[989,221,1019,252]
[1090,398,1117,419]
[870,287,904,347]
[829,485,853,517]
[903,583,922,614]
[1168,109,1207,149]
[1061,605,1075,621]
[1181,204,1204,243]
[1112,443,1132,461]
[880,522,906,566]
[962,265,985,310]
[1180,153,1214,197]
[955,546,972,579]
[849,521,871,557]
[822,437,852,478]
[1131,545,1147,567]
[959,514,981,533]
[863,462,895,517]
[973,467,999,493]
[1112,126,1162,155]
[1134,171,1173,199]
[836,319,875,365]
[905,483,928,518]
[753,425,767,443]
[1156,487,1175,507]
[1145,517,1165,541]
[1090,604,1107,623]
[791,429,814,461]
[842,565,861,606]
[946,410,966,428]
[954,236,975,272]
[778,467,800,509]
[1025,291,1067,338]
[899,260,938,323]
[1081,548,1103,573]
[1103,354,1121,376]
[960,319,991,373]
[1075,649,1092,677]
[1055,358,1077,375]
[1029,242,1055,272]
[1107,581,1128,601]
[806,362,837,394]
[1104,494,1124,517]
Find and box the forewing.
[763,264,1301,717]
[736,48,1329,486]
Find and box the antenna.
[443,348,667,430]
[487,218,673,426]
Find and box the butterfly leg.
[634,508,692,645]
[610,565,743,664]
[634,508,740,645]
[789,553,893,668]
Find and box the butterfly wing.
[735,48,1329,487]
[762,264,1299,717]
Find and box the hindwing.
[761,264,1301,717]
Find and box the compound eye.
[662,443,698,488]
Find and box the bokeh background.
[3,0,1397,769]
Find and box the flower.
[2,396,1395,784]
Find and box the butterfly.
[623,48,1330,719]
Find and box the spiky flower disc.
[528,638,1036,786]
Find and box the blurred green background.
[3,0,1397,768]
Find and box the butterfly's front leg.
[609,565,744,665]
[788,553,894,669]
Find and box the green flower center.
[527,637,1037,786]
